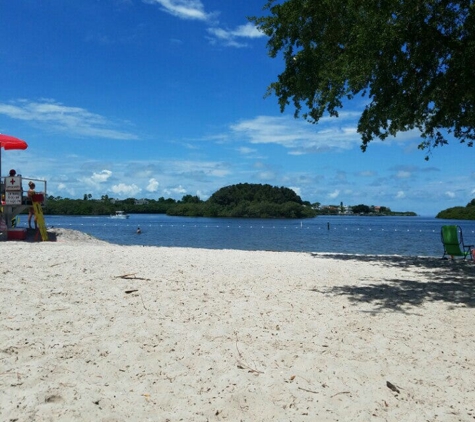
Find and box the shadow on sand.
[25,228,58,242]
[310,253,475,312]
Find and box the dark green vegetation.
[250,1,475,158]
[43,195,176,216]
[436,199,475,219]
[42,184,317,219]
[169,184,316,218]
[41,183,414,218]
[348,204,416,217]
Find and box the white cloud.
[195,190,209,200]
[328,189,340,199]
[165,185,187,196]
[396,171,411,178]
[288,150,306,156]
[358,170,376,177]
[237,146,257,155]
[207,23,265,47]
[289,186,301,197]
[232,23,264,38]
[396,191,406,199]
[79,170,114,190]
[146,178,160,192]
[91,170,112,183]
[445,191,456,198]
[144,0,214,21]
[111,183,141,196]
[258,171,276,181]
[231,115,361,154]
[210,169,230,177]
[0,100,137,140]
[144,1,263,48]
[168,160,231,178]
[56,182,76,197]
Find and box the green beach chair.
[441,225,474,260]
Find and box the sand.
[1,228,475,421]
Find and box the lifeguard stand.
[0,175,48,240]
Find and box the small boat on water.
[110,210,129,219]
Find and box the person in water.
[136,227,141,234]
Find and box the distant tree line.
[436,199,475,220]
[42,194,177,216]
[344,204,415,216]
[40,183,416,219]
[42,184,317,219]
[169,184,316,218]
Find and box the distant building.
[342,205,353,214]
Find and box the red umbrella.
[0,134,28,178]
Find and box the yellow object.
[32,201,48,241]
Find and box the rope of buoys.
[45,221,475,238]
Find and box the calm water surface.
[39,214,475,258]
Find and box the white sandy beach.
[1,228,475,421]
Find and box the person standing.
[27,181,37,230]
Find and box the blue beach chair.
[441,225,474,260]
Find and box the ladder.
[33,200,48,241]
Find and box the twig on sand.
[50,262,67,267]
[117,273,137,279]
[298,387,319,394]
[115,273,150,281]
[331,391,351,398]
[123,289,148,310]
[235,333,264,374]
[140,294,148,310]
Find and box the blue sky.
[1,0,474,216]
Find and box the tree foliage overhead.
[250,0,475,157]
